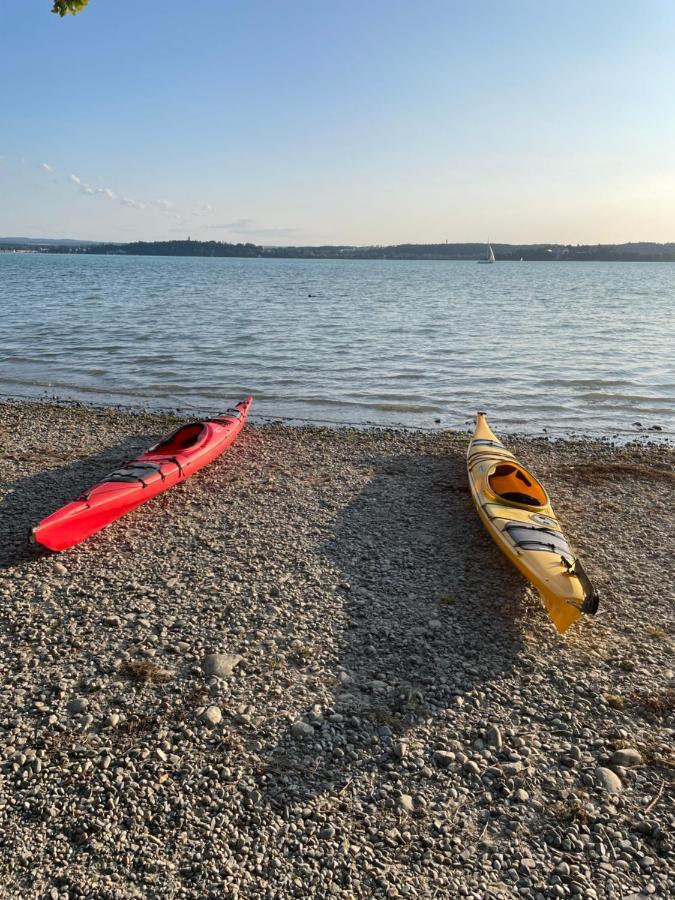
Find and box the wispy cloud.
[207,218,255,230]
[191,202,216,218]
[205,218,299,238]
[9,154,213,222]
[120,196,145,210]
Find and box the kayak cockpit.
[488,462,548,508]
[149,423,207,455]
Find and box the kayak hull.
[466,413,598,633]
[32,397,252,552]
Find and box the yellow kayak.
[467,413,599,633]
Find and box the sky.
[2,0,675,245]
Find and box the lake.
[0,253,673,436]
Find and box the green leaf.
[52,0,90,16]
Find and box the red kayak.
[31,396,252,552]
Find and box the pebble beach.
[0,399,673,899]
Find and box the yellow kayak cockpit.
[466,413,599,634]
[487,462,548,508]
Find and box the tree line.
[17,239,675,261]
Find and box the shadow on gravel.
[0,435,156,569]
[260,449,527,806]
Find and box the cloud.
[207,218,255,230]
[120,196,145,210]
[204,218,299,238]
[150,199,174,210]
[190,202,216,218]
[95,187,116,199]
[40,162,53,172]
[69,173,97,195]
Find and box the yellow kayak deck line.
[467,413,599,633]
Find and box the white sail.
[478,241,495,264]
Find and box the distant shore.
[4,237,675,261]
[1,398,673,898]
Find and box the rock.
[202,653,243,678]
[393,741,408,759]
[103,615,122,627]
[398,794,415,814]
[319,826,335,839]
[595,767,622,793]
[66,697,88,715]
[610,748,642,768]
[463,760,480,776]
[54,562,68,575]
[519,858,536,875]
[432,751,455,768]
[486,724,503,749]
[291,720,314,739]
[201,705,222,727]
[513,788,529,803]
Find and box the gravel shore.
[0,400,673,900]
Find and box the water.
[1,253,673,436]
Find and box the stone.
[202,652,243,678]
[513,788,529,803]
[66,697,88,715]
[398,794,415,814]
[486,725,503,749]
[610,748,642,768]
[433,751,455,768]
[201,705,222,727]
[595,767,622,793]
[291,720,315,739]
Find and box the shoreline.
[1,391,672,446]
[1,399,673,898]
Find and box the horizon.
[3,1,675,244]
[4,236,675,250]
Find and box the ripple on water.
[0,255,673,435]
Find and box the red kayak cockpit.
[148,422,208,456]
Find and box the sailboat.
[478,242,495,264]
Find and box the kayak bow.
[466,413,599,633]
[31,396,252,552]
